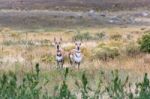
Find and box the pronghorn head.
[75,41,82,51]
[54,37,62,51]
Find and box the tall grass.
[0,64,150,99]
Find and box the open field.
[0,10,150,75]
[0,25,150,73]
[0,0,150,98]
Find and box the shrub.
[106,70,130,99]
[136,73,150,99]
[0,63,49,99]
[53,68,76,99]
[139,33,150,53]
[81,47,92,60]
[94,32,106,40]
[41,54,55,64]
[72,32,93,41]
[125,42,140,57]
[111,34,122,41]
[75,72,90,99]
[64,45,75,52]
[93,46,120,61]
[0,64,150,99]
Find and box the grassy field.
[0,26,150,73]
[0,1,150,97]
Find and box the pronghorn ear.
[73,38,76,43]
[54,37,57,44]
[60,37,62,42]
[80,39,83,43]
[80,42,82,45]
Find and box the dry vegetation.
[0,17,150,99]
[0,26,150,74]
[0,0,150,98]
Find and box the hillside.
[0,0,150,11]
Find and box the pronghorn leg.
[70,59,73,65]
[57,61,60,69]
[78,62,80,70]
[61,60,64,69]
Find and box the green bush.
[72,32,93,41]
[125,42,140,57]
[139,33,150,53]
[93,46,120,61]
[111,34,122,41]
[41,54,55,64]
[53,68,76,99]
[0,63,49,99]
[94,32,106,40]
[0,64,150,99]
[135,73,150,99]
[106,70,130,99]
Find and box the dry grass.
[0,26,150,76]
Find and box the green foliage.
[75,72,91,99]
[75,71,106,99]
[111,34,122,41]
[72,32,93,41]
[0,63,49,99]
[139,33,150,53]
[0,64,150,99]
[125,42,140,57]
[94,32,106,40]
[41,54,55,64]
[136,73,150,99]
[106,70,130,99]
[53,68,76,99]
[72,32,107,41]
[93,46,120,61]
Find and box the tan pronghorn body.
[69,41,83,69]
[54,38,64,68]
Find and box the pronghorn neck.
[56,49,62,56]
[74,49,81,57]
[75,48,81,53]
[56,48,63,62]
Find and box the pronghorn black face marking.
[69,41,83,69]
[54,37,62,51]
[75,41,81,51]
[54,37,64,68]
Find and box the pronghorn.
[69,41,83,69]
[53,37,64,68]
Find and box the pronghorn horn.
[74,38,77,42]
[60,37,62,42]
[54,37,56,42]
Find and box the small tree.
[139,33,150,53]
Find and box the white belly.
[56,56,63,62]
[73,53,82,63]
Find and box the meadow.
[0,24,150,98]
[0,5,150,98]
